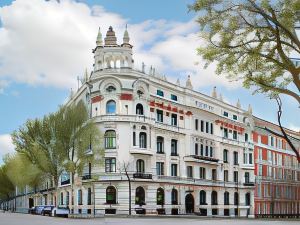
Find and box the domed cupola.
[104,26,118,46]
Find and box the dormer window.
[171,94,178,101]
[223,111,229,117]
[106,85,116,93]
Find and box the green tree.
[56,101,103,209]
[190,0,300,161]
[5,153,44,190]
[0,156,15,203]
[11,100,103,207]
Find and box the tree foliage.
[11,100,103,188]
[190,0,300,104]
[0,157,15,201]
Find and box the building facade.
[1,26,299,217]
[253,119,300,216]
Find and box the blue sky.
[0,0,299,162]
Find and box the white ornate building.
[4,26,256,217]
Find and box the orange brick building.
[253,118,300,216]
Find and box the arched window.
[106,186,117,204]
[135,186,145,205]
[156,136,164,153]
[245,193,251,206]
[136,159,145,173]
[87,188,92,205]
[234,192,239,205]
[211,191,218,205]
[171,189,178,205]
[78,189,82,205]
[104,130,116,149]
[200,190,206,205]
[139,132,147,148]
[157,188,164,205]
[60,192,64,205]
[136,104,144,115]
[224,192,229,205]
[106,100,116,114]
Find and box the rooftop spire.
[122,24,131,47]
[212,86,217,98]
[96,27,103,47]
[104,26,118,46]
[186,75,193,90]
[236,99,241,108]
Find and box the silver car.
[51,206,69,217]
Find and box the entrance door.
[29,198,34,208]
[185,194,194,214]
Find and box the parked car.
[41,206,55,216]
[28,205,47,215]
[52,206,69,218]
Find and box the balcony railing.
[243,182,255,186]
[133,173,152,179]
[191,155,219,162]
[82,174,92,180]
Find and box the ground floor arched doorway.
[185,193,194,214]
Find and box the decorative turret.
[176,78,180,86]
[96,27,103,47]
[93,26,134,72]
[236,99,241,108]
[122,25,132,48]
[219,93,223,102]
[212,86,217,98]
[84,68,89,82]
[248,104,253,114]
[186,75,193,89]
[104,26,118,46]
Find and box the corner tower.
[93,26,134,71]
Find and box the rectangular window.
[224,170,229,182]
[195,143,198,155]
[156,162,164,175]
[105,158,116,172]
[171,94,177,101]
[206,121,209,133]
[171,164,178,176]
[133,132,136,146]
[234,171,238,183]
[210,146,213,157]
[245,133,249,142]
[233,115,238,120]
[205,145,209,156]
[212,169,217,180]
[195,119,198,130]
[224,128,228,138]
[201,120,204,132]
[171,114,177,126]
[200,144,204,156]
[223,149,228,163]
[187,166,193,178]
[210,123,213,134]
[171,139,178,156]
[233,151,239,165]
[233,130,237,140]
[156,109,163,122]
[157,89,164,97]
[223,111,228,117]
[259,165,263,176]
[249,153,253,164]
[200,167,206,179]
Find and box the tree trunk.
[125,170,131,215]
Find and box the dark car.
[28,205,50,215]
[41,206,55,216]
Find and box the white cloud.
[0,0,237,92]
[0,134,15,161]
[0,80,9,94]
[288,124,300,132]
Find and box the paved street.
[0,213,300,225]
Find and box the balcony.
[82,174,92,180]
[130,148,153,155]
[184,155,219,164]
[133,173,152,179]
[243,182,255,186]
